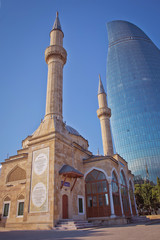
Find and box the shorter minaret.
[97,75,113,156]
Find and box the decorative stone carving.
[4,196,11,201]
[6,166,26,183]
[18,194,25,200]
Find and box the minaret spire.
[98,75,105,94]
[97,75,113,156]
[45,12,67,121]
[52,11,62,31]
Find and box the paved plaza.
[0,223,160,240]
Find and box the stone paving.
[0,223,160,240]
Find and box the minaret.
[45,12,67,121]
[97,75,113,156]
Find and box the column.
[128,186,133,216]
[108,178,115,217]
[119,183,124,216]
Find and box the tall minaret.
[45,12,67,121]
[97,75,113,156]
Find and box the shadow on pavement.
[0,222,160,240]
[0,228,112,240]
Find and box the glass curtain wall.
[107,20,160,183]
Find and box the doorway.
[85,169,111,218]
[62,194,68,219]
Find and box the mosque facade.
[0,13,137,230]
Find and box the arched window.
[129,181,136,215]
[3,196,11,218]
[85,169,111,218]
[112,171,122,216]
[17,194,25,217]
[120,170,131,217]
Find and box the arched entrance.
[120,171,131,217]
[129,180,137,215]
[62,194,68,219]
[85,169,111,218]
[112,171,122,216]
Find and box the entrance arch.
[85,169,111,218]
[62,194,68,219]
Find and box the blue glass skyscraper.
[106,20,160,184]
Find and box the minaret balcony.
[45,45,67,64]
[97,107,111,118]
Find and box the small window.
[17,201,24,216]
[3,202,10,217]
[78,196,84,214]
[79,198,83,213]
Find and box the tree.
[134,184,144,215]
[134,179,160,215]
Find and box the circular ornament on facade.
[32,182,46,207]
[33,153,48,175]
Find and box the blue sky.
[0,0,160,162]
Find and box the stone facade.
[0,13,137,230]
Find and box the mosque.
[0,13,137,230]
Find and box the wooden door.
[62,194,68,219]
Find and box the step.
[76,224,96,229]
[145,219,160,225]
[58,221,91,225]
[55,219,96,230]
[57,223,94,228]
[130,216,151,223]
[58,222,91,225]
[57,221,93,224]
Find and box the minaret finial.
[98,75,106,95]
[53,11,62,31]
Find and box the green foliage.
[134,178,160,215]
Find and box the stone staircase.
[54,219,96,230]
[129,216,153,224]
